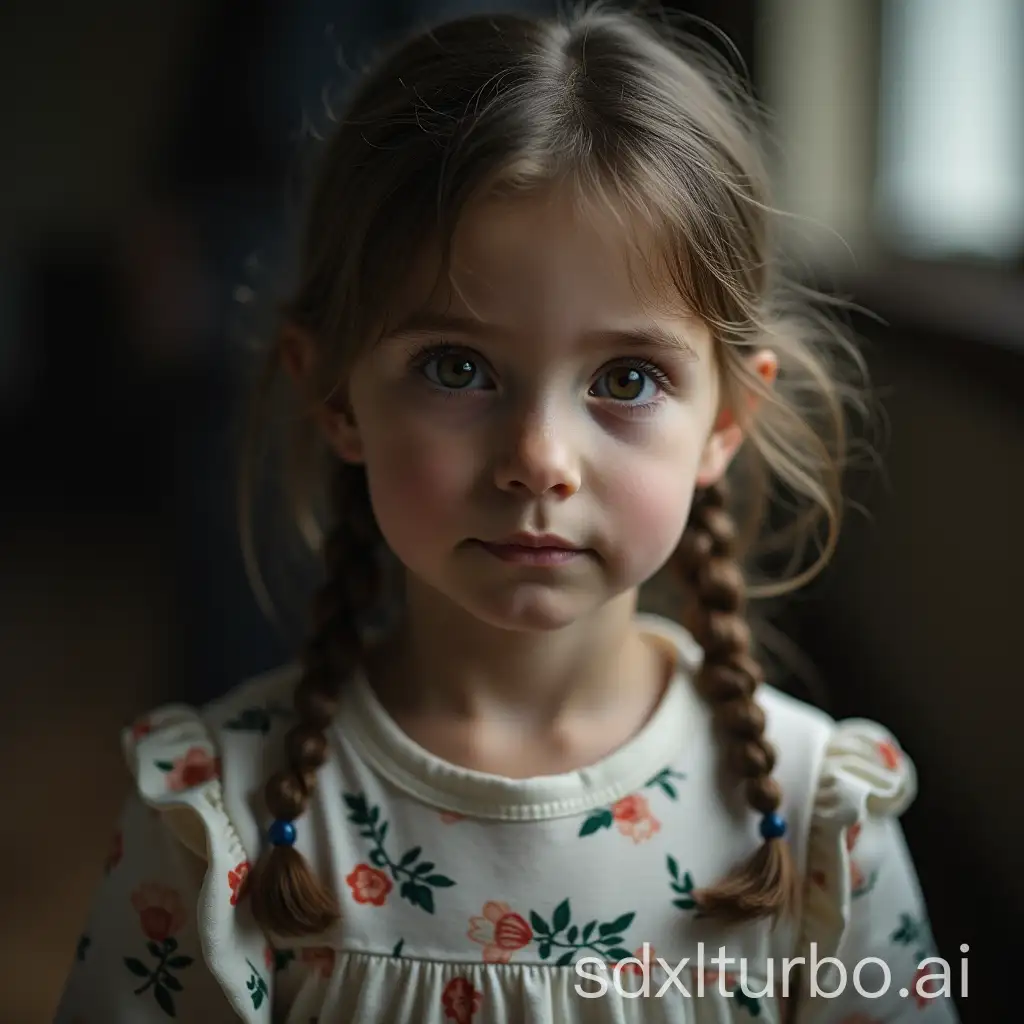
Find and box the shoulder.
[755,682,917,832]
[122,663,301,863]
[756,683,916,816]
[90,668,303,1022]
[126,663,300,753]
[756,682,835,756]
[640,612,917,829]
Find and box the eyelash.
[407,343,675,414]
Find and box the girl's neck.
[368,581,662,732]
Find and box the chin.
[457,583,595,633]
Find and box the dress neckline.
[337,614,704,821]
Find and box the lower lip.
[476,543,583,566]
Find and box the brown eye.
[430,352,478,389]
[602,367,644,400]
[590,360,668,405]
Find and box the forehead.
[385,186,694,335]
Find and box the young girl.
[55,5,961,1022]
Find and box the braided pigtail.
[673,480,800,926]
[248,461,382,937]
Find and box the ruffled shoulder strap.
[796,718,919,975]
[812,717,917,824]
[121,668,297,1022]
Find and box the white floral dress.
[54,614,961,1023]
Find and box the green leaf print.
[705,975,762,1017]
[644,767,687,800]
[889,911,934,961]
[345,793,371,820]
[600,912,635,935]
[890,912,923,946]
[125,936,193,1017]
[852,869,879,900]
[344,791,457,915]
[154,760,174,772]
[578,766,686,838]
[245,959,269,1010]
[667,855,698,910]
[527,901,638,966]
[154,985,174,1017]
[578,809,613,836]
[392,939,405,957]
[400,880,435,913]
[274,948,296,973]
[734,989,762,1017]
[553,899,571,932]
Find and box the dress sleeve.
[789,719,962,1024]
[53,704,276,1024]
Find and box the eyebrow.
[379,311,698,358]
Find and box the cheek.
[360,417,476,555]
[607,464,694,549]
[598,434,703,568]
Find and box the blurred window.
[874,0,1024,262]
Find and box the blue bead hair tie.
[759,812,786,840]
[268,820,297,847]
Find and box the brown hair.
[241,1,867,937]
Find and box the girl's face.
[329,189,758,632]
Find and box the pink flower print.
[131,716,153,741]
[468,901,533,963]
[264,945,275,971]
[161,745,221,791]
[228,861,250,906]
[845,822,862,852]
[877,740,901,771]
[301,946,336,978]
[130,883,187,942]
[440,811,466,824]
[911,964,944,1008]
[345,863,393,906]
[850,860,868,892]
[441,976,482,1023]
[610,794,661,843]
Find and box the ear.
[696,349,777,488]
[280,324,365,464]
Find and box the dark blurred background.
[1,1,1019,1021]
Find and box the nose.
[493,401,582,498]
